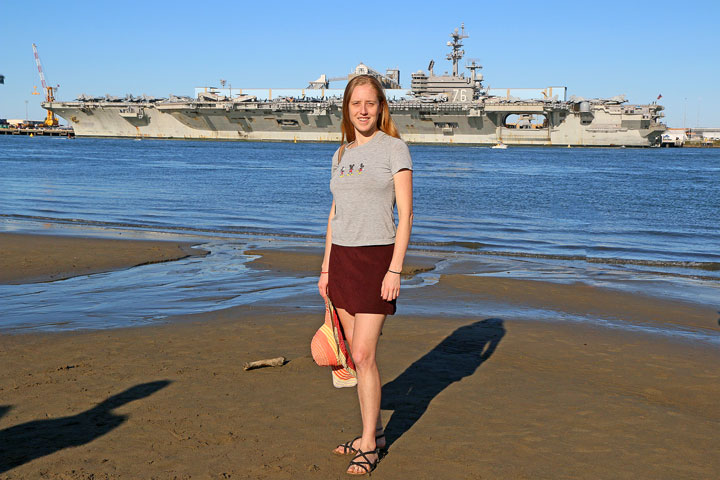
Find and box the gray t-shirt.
[330,131,413,246]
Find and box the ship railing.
[238,101,335,112]
[484,99,550,106]
[389,102,472,111]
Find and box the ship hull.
[46,101,664,147]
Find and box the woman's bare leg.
[346,312,386,473]
[336,307,355,347]
[333,308,385,458]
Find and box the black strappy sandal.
[334,433,386,456]
[347,448,380,476]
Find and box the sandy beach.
[1,233,719,479]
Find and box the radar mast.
[446,24,468,77]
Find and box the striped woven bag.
[311,298,357,388]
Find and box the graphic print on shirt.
[338,161,367,180]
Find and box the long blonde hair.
[340,75,400,146]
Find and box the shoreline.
[1,231,718,338]
[3,215,719,281]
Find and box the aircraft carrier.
[43,25,666,147]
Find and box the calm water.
[2,136,719,274]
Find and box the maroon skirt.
[328,243,396,316]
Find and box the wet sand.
[438,274,718,331]
[1,236,719,479]
[0,232,206,284]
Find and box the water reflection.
[0,242,313,332]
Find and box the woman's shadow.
[0,380,171,474]
[381,318,505,448]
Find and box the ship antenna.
[446,23,468,77]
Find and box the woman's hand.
[381,271,401,301]
[318,272,329,299]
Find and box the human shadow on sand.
[381,318,505,449]
[0,380,171,474]
[0,405,11,422]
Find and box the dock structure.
[0,127,74,137]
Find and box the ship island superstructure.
[44,24,666,146]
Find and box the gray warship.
[44,25,665,146]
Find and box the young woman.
[317,74,413,475]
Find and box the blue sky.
[1,0,718,127]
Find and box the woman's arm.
[318,200,335,299]
[381,169,413,301]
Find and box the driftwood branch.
[243,356,286,371]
